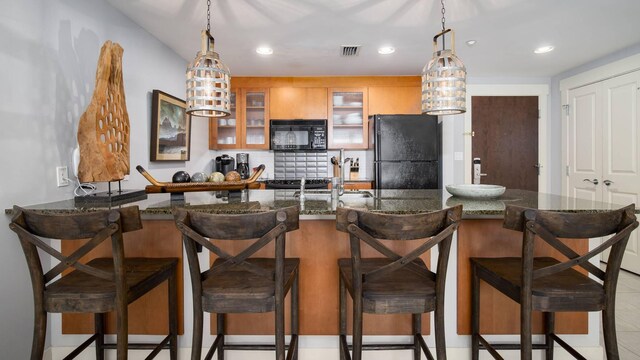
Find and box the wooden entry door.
[472,96,539,191]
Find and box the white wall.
[0,0,208,357]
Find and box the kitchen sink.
[293,190,374,198]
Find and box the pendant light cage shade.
[186,31,231,117]
[422,48,467,115]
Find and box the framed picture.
[150,90,191,161]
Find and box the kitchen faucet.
[337,149,352,196]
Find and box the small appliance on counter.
[236,153,250,180]
[214,154,235,175]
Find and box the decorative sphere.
[191,172,208,182]
[208,172,225,183]
[225,171,241,182]
[172,171,190,183]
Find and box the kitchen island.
[8,189,624,349]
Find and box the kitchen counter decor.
[136,164,265,193]
[445,184,506,199]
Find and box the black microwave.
[270,119,327,151]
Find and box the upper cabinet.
[368,86,422,115]
[209,88,270,150]
[242,89,269,149]
[209,77,422,150]
[328,87,368,149]
[270,87,328,119]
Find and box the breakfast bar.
[10,188,621,343]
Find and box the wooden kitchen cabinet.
[270,87,328,119]
[328,87,368,149]
[368,86,422,115]
[209,88,270,149]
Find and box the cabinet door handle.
[583,178,599,185]
[603,180,614,186]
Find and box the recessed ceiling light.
[534,45,554,54]
[466,40,477,46]
[256,47,273,55]
[378,46,395,55]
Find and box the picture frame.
[150,89,191,161]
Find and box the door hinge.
[463,131,475,137]
[562,104,570,116]
[538,109,541,119]
[566,165,570,176]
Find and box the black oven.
[270,119,327,151]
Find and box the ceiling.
[106,0,640,78]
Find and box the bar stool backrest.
[9,205,142,287]
[336,205,462,284]
[503,204,638,282]
[174,206,300,280]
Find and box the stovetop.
[264,178,331,189]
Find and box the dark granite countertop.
[4,189,632,219]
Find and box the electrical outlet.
[56,166,69,187]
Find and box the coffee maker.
[214,154,235,175]
[236,153,250,179]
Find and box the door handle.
[583,178,599,185]
[603,180,614,186]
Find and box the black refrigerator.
[369,114,441,189]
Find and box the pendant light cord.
[207,0,211,32]
[441,0,446,51]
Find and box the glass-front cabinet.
[328,87,368,149]
[209,88,269,150]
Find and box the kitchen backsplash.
[208,150,371,180]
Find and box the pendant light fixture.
[186,0,231,117]
[422,0,467,115]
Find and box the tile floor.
[607,268,640,359]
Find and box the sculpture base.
[75,189,147,207]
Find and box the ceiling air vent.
[341,45,361,57]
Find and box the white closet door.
[602,70,640,274]
[566,83,603,205]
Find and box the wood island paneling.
[61,220,184,335]
[457,219,588,335]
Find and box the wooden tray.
[136,164,265,193]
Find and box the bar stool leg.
[116,297,128,360]
[94,313,105,360]
[217,314,225,360]
[169,269,178,360]
[352,290,363,360]
[412,314,421,360]
[31,306,46,360]
[435,292,447,360]
[603,301,620,360]
[291,270,299,360]
[339,275,348,360]
[191,291,203,360]
[471,265,480,360]
[544,312,555,360]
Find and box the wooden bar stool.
[174,206,300,360]
[9,205,179,360]
[336,205,462,360]
[471,204,638,360]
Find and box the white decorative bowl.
[445,184,506,199]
